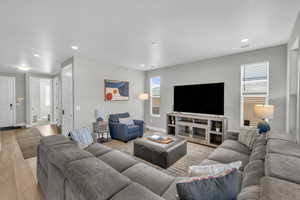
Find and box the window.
[241,62,269,127]
[150,77,160,116]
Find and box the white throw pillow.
[188,161,242,177]
[119,117,134,125]
[238,127,258,150]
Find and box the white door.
[61,64,74,135]
[0,76,15,127]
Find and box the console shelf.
[166,113,228,147]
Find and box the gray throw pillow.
[176,169,239,200]
[238,128,258,150]
[119,117,134,125]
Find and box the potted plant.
[215,123,221,132]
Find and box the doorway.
[0,76,16,128]
[30,77,53,126]
[61,64,74,135]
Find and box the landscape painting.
[104,80,129,101]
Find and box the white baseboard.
[14,123,26,127]
[146,125,166,133]
[25,124,32,128]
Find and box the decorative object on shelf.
[254,104,274,134]
[94,108,105,122]
[105,80,129,101]
[93,121,109,143]
[138,93,149,100]
[215,123,221,132]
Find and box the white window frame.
[150,76,160,117]
[240,62,269,127]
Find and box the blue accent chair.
[108,112,144,142]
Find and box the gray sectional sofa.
[37,131,300,200]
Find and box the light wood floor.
[0,125,57,200]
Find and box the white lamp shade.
[254,105,274,119]
[139,93,149,100]
[94,109,105,120]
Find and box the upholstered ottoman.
[133,136,187,168]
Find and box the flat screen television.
[173,82,224,115]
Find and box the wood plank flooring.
[0,126,57,200]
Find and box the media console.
[166,112,228,147]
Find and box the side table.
[93,121,109,143]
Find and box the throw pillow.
[238,128,258,150]
[119,117,134,125]
[176,168,239,200]
[188,161,242,177]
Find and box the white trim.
[25,124,32,128]
[14,123,26,127]
[146,125,166,133]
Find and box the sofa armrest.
[225,130,240,141]
[133,120,144,126]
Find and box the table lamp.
[94,109,105,122]
[138,93,149,100]
[254,104,274,134]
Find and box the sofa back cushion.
[65,157,132,200]
[109,112,130,123]
[242,160,264,189]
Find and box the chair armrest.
[225,130,240,140]
[133,120,144,126]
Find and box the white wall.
[145,45,287,131]
[73,56,145,130]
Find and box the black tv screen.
[173,83,224,115]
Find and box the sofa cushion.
[219,140,251,155]
[84,143,112,157]
[162,178,185,200]
[260,176,300,200]
[249,144,266,162]
[40,135,75,149]
[237,185,260,200]
[48,143,93,172]
[267,132,295,142]
[267,139,300,158]
[265,153,300,185]
[127,125,140,133]
[207,147,249,170]
[111,183,164,200]
[122,163,175,196]
[242,160,264,189]
[65,157,131,200]
[98,150,138,172]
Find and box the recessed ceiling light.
[241,38,249,43]
[33,54,40,57]
[71,46,79,50]
[140,64,145,67]
[17,66,31,71]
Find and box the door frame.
[0,76,16,127]
[28,76,54,126]
[61,57,75,135]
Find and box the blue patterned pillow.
[176,168,239,200]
